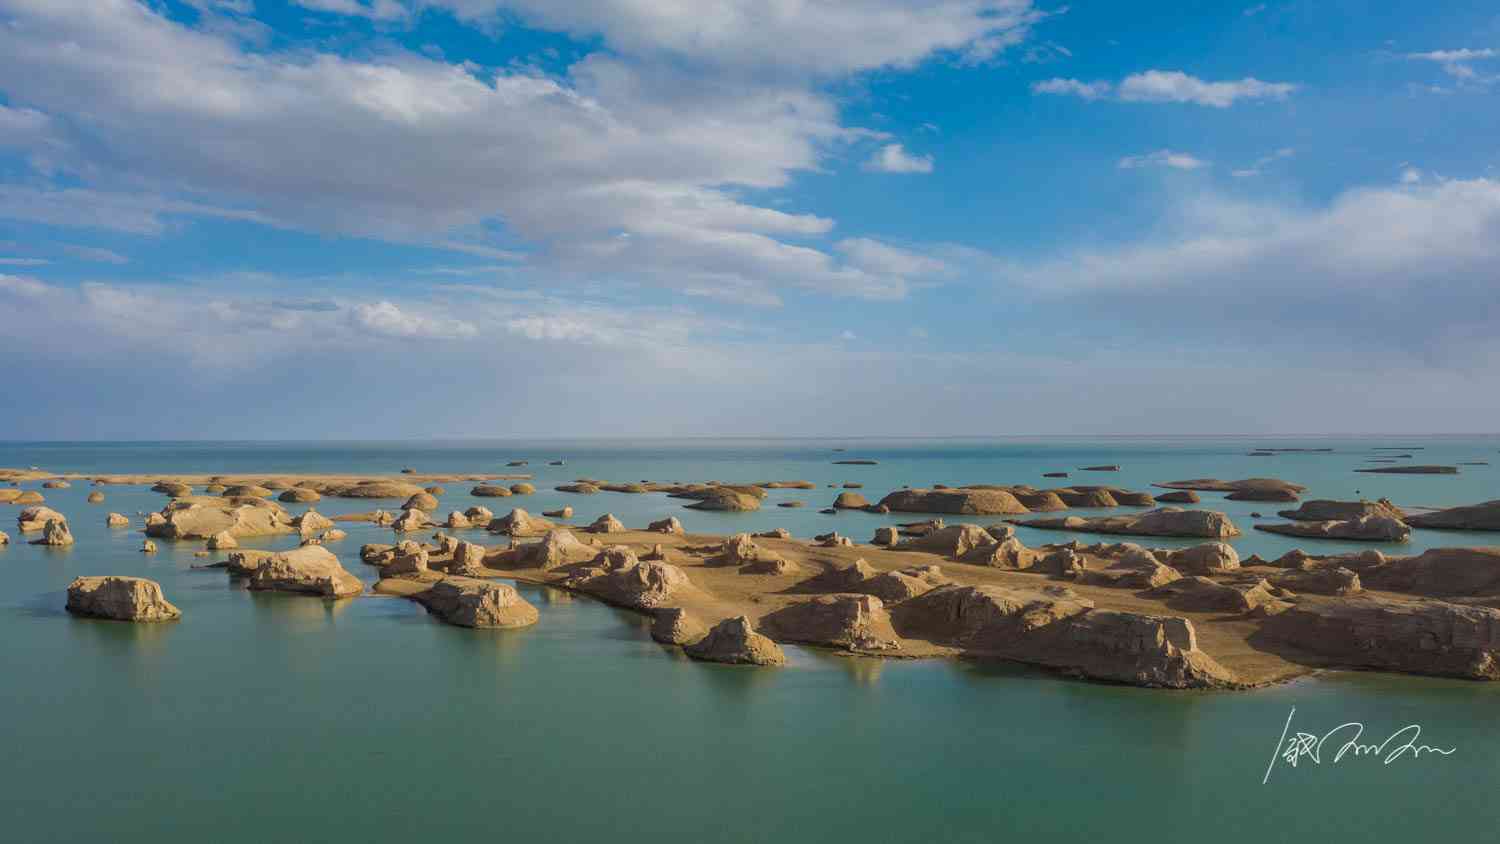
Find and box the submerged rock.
[66,576,181,622]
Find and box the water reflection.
[246,590,353,630]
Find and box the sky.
[1,0,1498,439]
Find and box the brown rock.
[648,516,685,535]
[278,488,322,503]
[1407,500,1500,531]
[651,608,706,645]
[762,594,901,651]
[106,512,129,528]
[17,506,67,532]
[413,578,538,628]
[1016,507,1240,539]
[587,513,626,534]
[66,577,180,622]
[1261,597,1500,679]
[833,491,870,509]
[684,616,786,666]
[878,488,1029,516]
[30,519,74,546]
[403,492,439,511]
[509,483,536,495]
[247,546,362,597]
[1278,498,1406,522]
[471,485,513,498]
[1254,515,1411,542]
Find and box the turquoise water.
[2,438,1498,841]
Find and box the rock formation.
[763,594,901,651]
[1254,515,1411,542]
[30,519,74,546]
[246,546,363,598]
[878,488,1029,516]
[412,578,538,628]
[1015,507,1240,539]
[471,484,513,498]
[648,516,685,535]
[145,499,292,540]
[1278,499,1406,522]
[1261,598,1500,679]
[65,577,181,622]
[1407,500,1500,531]
[588,513,626,534]
[651,608,706,645]
[684,616,786,666]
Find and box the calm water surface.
[2,438,1497,841]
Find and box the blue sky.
[1,0,1498,438]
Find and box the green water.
[3,439,1498,841]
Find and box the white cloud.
[0,0,975,303]
[998,178,1500,309]
[1406,48,1497,82]
[1116,70,1297,106]
[350,300,478,339]
[0,257,50,266]
[1031,77,1112,100]
[865,143,935,174]
[294,0,408,19]
[1034,70,1296,106]
[1117,150,1209,170]
[1232,146,1294,178]
[60,244,131,264]
[430,0,1043,74]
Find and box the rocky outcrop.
[1158,542,1240,574]
[572,554,691,611]
[1015,508,1240,539]
[391,508,428,532]
[510,483,536,495]
[762,594,901,651]
[1267,566,1362,596]
[17,506,67,532]
[1260,598,1500,679]
[651,608,706,645]
[412,578,538,628]
[322,480,428,499]
[65,577,181,622]
[896,524,995,557]
[859,565,951,603]
[1359,547,1500,597]
[221,484,273,498]
[1155,491,1199,504]
[513,530,598,570]
[1407,500,1500,532]
[1255,515,1411,542]
[145,500,292,540]
[30,519,74,546]
[832,491,870,509]
[872,526,899,546]
[556,483,600,494]
[542,506,573,520]
[0,530,8,545]
[277,488,321,503]
[471,485,513,498]
[648,516,685,535]
[294,510,334,538]
[447,541,487,576]
[587,513,626,534]
[246,546,362,598]
[709,533,789,570]
[151,481,193,497]
[682,488,761,512]
[403,492,439,511]
[1278,499,1405,522]
[104,512,129,528]
[86,490,104,504]
[684,616,786,666]
[206,531,238,550]
[488,508,553,537]
[384,543,429,575]
[878,488,1029,516]
[1151,576,1289,614]
[1155,478,1305,501]
[445,511,472,529]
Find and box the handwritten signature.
[1262,706,1456,784]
